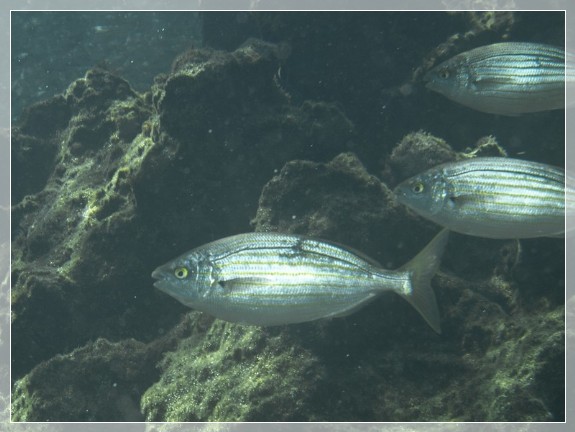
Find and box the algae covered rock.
[11,68,156,380]
[252,152,402,252]
[141,318,321,422]
[10,37,354,381]
[12,338,149,421]
[386,130,507,184]
[10,313,196,422]
[136,37,355,250]
[10,36,358,422]
[387,130,456,182]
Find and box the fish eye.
[438,68,450,79]
[411,181,425,194]
[174,267,189,279]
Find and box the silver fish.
[394,157,574,239]
[424,42,573,115]
[152,230,449,333]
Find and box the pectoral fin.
[219,277,274,293]
[447,194,476,209]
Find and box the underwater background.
[10,11,565,421]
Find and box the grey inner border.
[1,0,572,431]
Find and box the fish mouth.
[151,268,163,280]
[151,268,167,291]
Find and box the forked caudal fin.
[398,229,449,334]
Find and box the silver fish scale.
[203,232,381,268]
[470,56,564,95]
[208,235,401,288]
[192,233,409,325]
[152,230,449,330]
[425,42,570,115]
[395,157,571,239]
[443,158,565,217]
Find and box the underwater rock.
[12,338,150,421]
[387,130,456,182]
[10,37,356,420]
[10,318,194,422]
[252,152,401,251]
[135,38,355,265]
[141,318,322,422]
[386,131,507,184]
[11,112,66,204]
[11,68,156,380]
[437,271,564,421]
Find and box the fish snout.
[151,266,171,291]
[151,267,163,280]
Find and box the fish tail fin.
[398,229,449,334]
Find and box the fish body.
[424,42,570,115]
[394,157,573,239]
[152,230,449,333]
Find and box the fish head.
[424,56,468,99]
[152,252,208,308]
[394,169,449,219]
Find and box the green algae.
[12,338,149,421]
[11,69,156,379]
[141,317,321,422]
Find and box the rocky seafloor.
[10,12,565,422]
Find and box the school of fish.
[153,40,568,332]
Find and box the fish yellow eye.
[174,267,189,279]
[411,181,425,194]
[438,68,450,79]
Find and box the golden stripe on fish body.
[152,230,449,333]
[424,42,571,115]
[394,157,572,239]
